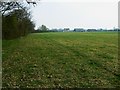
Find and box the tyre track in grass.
[26,33,120,87]
[40,35,115,87]
[43,35,119,87]
[36,35,100,87]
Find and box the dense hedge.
[2,9,35,40]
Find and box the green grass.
[2,32,120,88]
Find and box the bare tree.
[0,0,39,15]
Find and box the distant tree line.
[33,28,120,33]
[0,1,36,39]
[33,25,49,33]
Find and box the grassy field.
[2,32,119,88]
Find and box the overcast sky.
[30,0,118,30]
